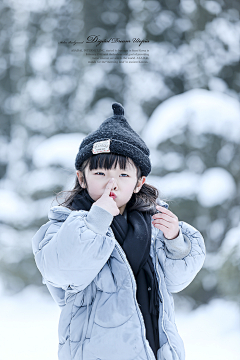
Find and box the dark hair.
[56,153,160,215]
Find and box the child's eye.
[95,172,105,175]
[120,174,129,177]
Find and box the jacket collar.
[48,199,169,222]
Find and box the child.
[32,102,205,360]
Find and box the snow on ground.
[176,299,240,360]
[0,285,239,360]
[0,285,60,360]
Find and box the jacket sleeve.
[155,221,206,293]
[32,205,115,291]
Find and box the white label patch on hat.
[92,139,111,154]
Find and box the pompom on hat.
[75,102,151,176]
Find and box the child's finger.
[152,218,171,228]
[156,205,178,219]
[103,178,114,196]
[152,213,173,222]
[153,223,169,232]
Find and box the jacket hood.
[48,206,81,221]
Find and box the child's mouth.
[110,192,117,199]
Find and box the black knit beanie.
[75,102,151,176]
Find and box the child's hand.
[92,178,120,217]
[152,205,180,240]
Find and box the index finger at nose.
[104,178,114,194]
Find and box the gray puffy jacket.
[32,202,205,360]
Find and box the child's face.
[76,160,146,215]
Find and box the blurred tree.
[142,88,240,306]
[0,0,239,306]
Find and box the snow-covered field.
[176,299,240,360]
[0,285,239,360]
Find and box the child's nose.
[111,178,118,190]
